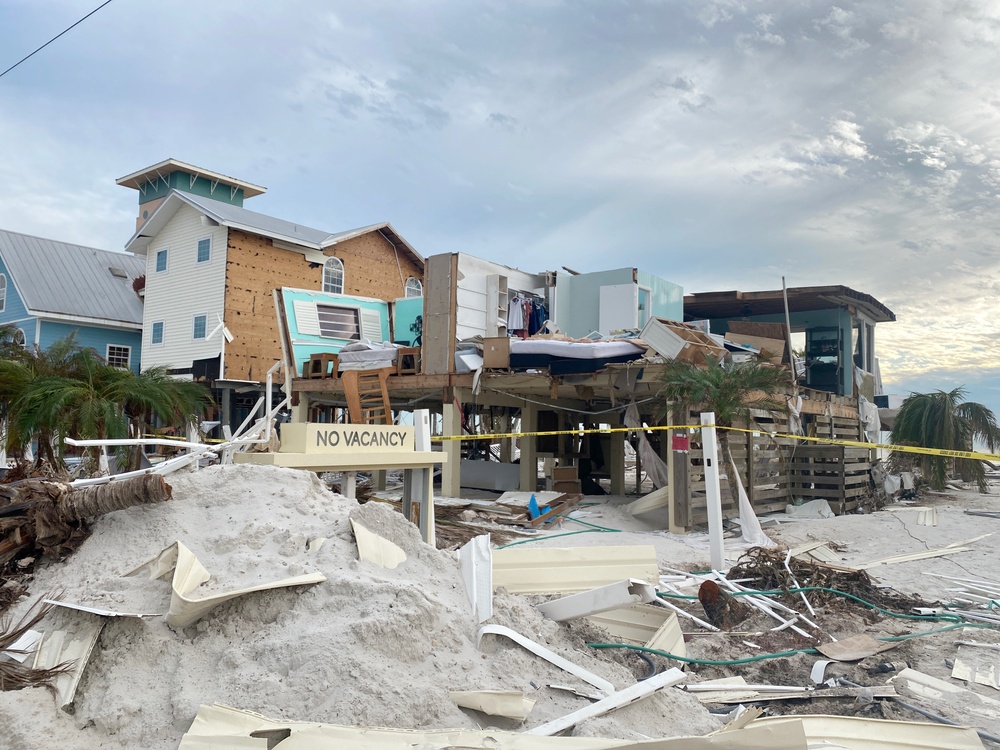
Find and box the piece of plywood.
[350,519,407,569]
[815,634,896,662]
[492,545,660,595]
[129,541,326,629]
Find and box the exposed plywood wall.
[327,232,422,299]
[223,228,420,382]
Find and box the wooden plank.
[530,493,583,528]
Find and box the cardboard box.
[724,333,786,364]
[483,336,511,368]
[552,466,578,481]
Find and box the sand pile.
[0,464,718,750]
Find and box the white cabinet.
[486,274,509,337]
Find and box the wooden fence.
[673,398,868,526]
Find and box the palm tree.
[0,335,213,471]
[889,387,1000,493]
[658,355,788,505]
[0,334,90,465]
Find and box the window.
[193,314,207,340]
[0,274,6,312]
[155,248,168,273]
[12,328,24,348]
[317,304,360,340]
[322,257,344,294]
[637,287,651,328]
[196,237,211,264]
[405,277,423,297]
[106,344,131,369]
[151,321,164,345]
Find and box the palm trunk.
[0,475,171,563]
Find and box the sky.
[1,0,999,418]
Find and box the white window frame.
[316,303,361,340]
[0,274,6,313]
[404,277,423,297]
[12,328,25,348]
[106,344,131,369]
[637,285,651,328]
[150,320,165,346]
[192,313,208,341]
[154,247,169,274]
[196,237,212,264]
[322,257,344,294]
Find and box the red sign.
[672,434,690,452]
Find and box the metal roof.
[0,229,145,326]
[116,158,267,198]
[683,285,895,324]
[126,191,423,266]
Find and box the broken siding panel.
[492,545,659,594]
[140,204,228,373]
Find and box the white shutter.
[360,308,383,342]
[293,300,321,336]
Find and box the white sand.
[0,465,719,749]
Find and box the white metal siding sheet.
[140,205,228,372]
[492,545,660,594]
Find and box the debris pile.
[1,464,999,749]
[0,465,718,749]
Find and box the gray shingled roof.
[0,229,145,326]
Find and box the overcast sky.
[1,0,999,419]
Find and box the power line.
[0,0,116,81]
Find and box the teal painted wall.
[637,270,683,323]
[392,296,424,346]
[555,268,633,338]
[38,321,142,373]
[281,289,390,377]
[137,171,245,207]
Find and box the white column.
[700,412,725,571]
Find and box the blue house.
[0,229,145,371]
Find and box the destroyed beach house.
[286,250,895,525]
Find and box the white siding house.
[140,204,228,373]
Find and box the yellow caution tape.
[431,424,1000,462]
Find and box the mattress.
[508,339,645,360]
[337,347,400,364]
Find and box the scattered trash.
[449,690,536,720]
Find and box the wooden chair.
[304,353,338,379]
[395,346,421,376]
[341,367,393,424]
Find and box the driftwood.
[0,475,172,567]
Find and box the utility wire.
[0,0,115,81]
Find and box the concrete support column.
[290,396,309,424]
[610,429,626,496]
[441,397,462,498]
[519,402,538,492]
